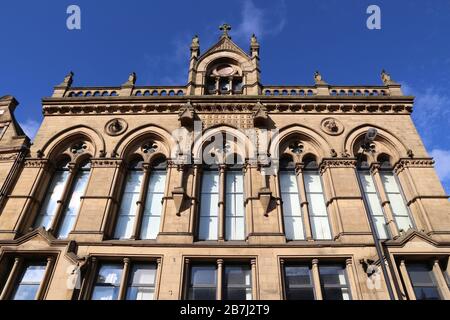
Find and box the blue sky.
[0,0,449,193]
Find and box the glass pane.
[35,170,69,229]
[140,216,161,240]
[200,193,219,218]
[395,216,413,232]
[282,193,301,217]
[407,264,434,285]
[226,216,245,241]
[373,216,389,239]
[308,194,327,216]
[359,172,376,193]
[92,286,118,300]
[284,216,305,240]
[126,287,154,300]
[115,216,135,240]
[285,266,312,286]
[414,287,441,300]
[320,266,347,285]
[286,288,315,300]
[225,266,251,285]
[96,265,123,285]
[201,171,219,193]
[188,288,216,300]
[303,172,322,193]
[380,173,400,193]
[199,217,218,240]
[280,172,298,193]
[366,193,384,217]
[388,193,409,216]
[57,170,90,238]
[129,265,156,285]
[224,288,251,300]
[12,284,40,300]
[20,264,46,283]
[191,266,217,285]
[322,287,350,300]
[311,216,332,240]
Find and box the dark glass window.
[223,265,252,300]
[91,264,123,300]
[188,265,217,300]
[284,265,315,300]
[407,263,441,300]
[319,265,351,300]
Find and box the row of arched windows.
[32,151,414,242]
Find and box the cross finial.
[219,23,232,38]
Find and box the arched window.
[279,155,305,240]
[377,155,414,233]
[279,153,332,241]
[114,157,167,240]
[34,157,91,239]
[357,153,415,239]
[302,155,332,240]
[357,155,390,239]
[198,156,245,241]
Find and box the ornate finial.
[191,35,199,47]
[251,34,258,45]
[381,69,398,85]
[314,70,326,85]
[123,72,136,86]
[219,23,232,39]
[59,71,74,87]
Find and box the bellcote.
[187,24,261,96]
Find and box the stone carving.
[219,23,232,38]
[179,101,195,128]
[58,71,74,87]
[314,71,327,85]
[381,69,399,85]
[191,35,199,47]
[141,141,158,154]
[289,141,304,155]
[123,72,136,86]
[70,142,87,155]
[321,118,344,136]
[105,118,128,136]
[253,101,268,127]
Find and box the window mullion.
[370,165,400,238]
[132,165,151,240]
[35,257,54,300]
[216,259,224,300]
[49,164,77,233]
[218,166,226,241]
[118,258,131,300]
[295,164,312,240]
[311,259,323,300]
[0,257,23,300]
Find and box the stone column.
[311,259,323,300]
[371,164,399,238]
[345,259,360,300]
[251,259,258,300]
[217,259,224,300]
[218,165,226,241]
[432,260,450,300]
[154,258,163,300]
[0,257,22,300]
[118,258,131,300]
[35,257,54,300]
[295,164,313,240]
[132,164,151,239]
[398,260,415,300]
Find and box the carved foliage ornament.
[105,118,128,136]
[321,117,344,136]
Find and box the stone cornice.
[394,158,435,174]
[90,158,123,168]
[319,158,358,174]
[42,101,414,116]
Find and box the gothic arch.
[113,124,175,161]
[269,125,332,163]
[344,124,409,163]
[192,125,256,164]
[39,125,105,161]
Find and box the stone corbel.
[258,187,273,217]
[172,186,188,216]
[253,101,268,127]
[179,101,196,128]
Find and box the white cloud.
[20,119,40,140]
[234,0,287,40]
[430,149,450,182]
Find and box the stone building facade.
[0,27,449,300]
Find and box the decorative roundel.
[320,117,344,136]
[105,118,128,136]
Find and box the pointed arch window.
[279,154,332,241]
[34,158,91,239]
[114,157,167,240]
[198,161,246,241]
[357,154,414,239]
